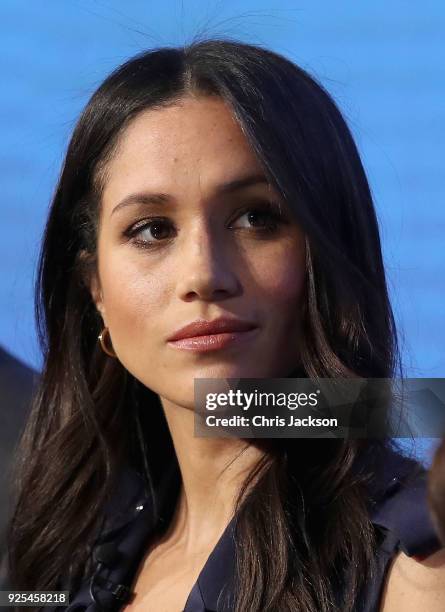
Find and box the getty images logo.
[205,389,321,411]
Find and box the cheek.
[246,242,306,311]
[98,252,170,342]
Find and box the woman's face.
[90,95,306,408]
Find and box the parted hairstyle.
[8,38,404,612]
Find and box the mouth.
[167,317,258,353]
[167,328,258,352]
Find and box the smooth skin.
[88,95,445,611]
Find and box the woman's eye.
[231,205,282,232]
[129,219,174,246]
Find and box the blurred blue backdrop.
[0,1,443,463]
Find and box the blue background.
[1,1,443,462]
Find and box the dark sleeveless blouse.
[57,448,442,612]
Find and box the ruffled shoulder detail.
[369,449,442,559]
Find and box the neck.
[158,396,268,553]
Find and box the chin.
[191,363,265,380]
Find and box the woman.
[6,39,445,611]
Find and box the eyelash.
[123,202,285,249]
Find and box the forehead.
[101,96,265,204]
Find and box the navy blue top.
[57,448,442,612]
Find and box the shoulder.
[356,445,444,611]
[380,548,445,611]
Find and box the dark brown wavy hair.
[7,38,404,611]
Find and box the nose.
[175,223,241,302]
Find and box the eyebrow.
[110,172,270,217]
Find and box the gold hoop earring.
[98,327,117,358]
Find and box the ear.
[90,272,106,322]
[78,250,106,323]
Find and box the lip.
[167,317,258,352]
